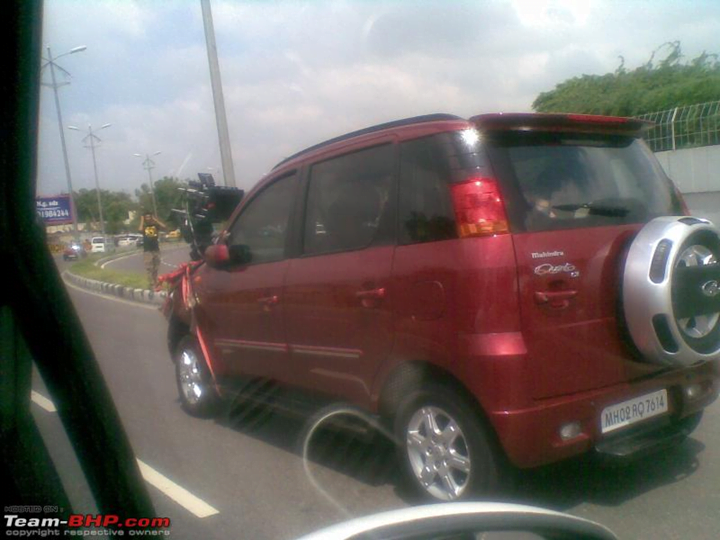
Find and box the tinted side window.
[228,173,296,264]
[398,136,457,245]
[303,145,394,256]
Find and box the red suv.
[163,113,720,502]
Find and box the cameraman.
[139,211,167,288]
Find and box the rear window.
[485,133,683,232]
[92,237,104,244]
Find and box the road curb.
[63,270,168,306]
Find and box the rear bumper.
[594,411,701,461]
[489,359,719,468]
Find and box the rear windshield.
[485,133,683,232]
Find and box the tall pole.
[43,46,83,241]
[135,152,161,216]
[144,155,158,216]
[200,0,236,187]
[87,127,105,238]
[70,123,111,238]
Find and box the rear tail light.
[450,177,509,238]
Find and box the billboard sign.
[36,195,74,225]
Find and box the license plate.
[601,389,669,434]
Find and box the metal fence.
[638,101,720,152]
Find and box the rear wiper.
[552,202,630,217]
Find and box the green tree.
[134,176,185,228]
[104,192,138,234]
[73,188,137,234]
[533,43,720,116]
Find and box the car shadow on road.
[212,384,401,489]
[511,437,705,511]
[209,383,706,509]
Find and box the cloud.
[37,0,720,197]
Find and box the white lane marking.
[160,258,178,269]
[101,250,142,269]
[137,460,220,518]
[62,275,161,311]
[31,390,57,412]
[30,390,219,518]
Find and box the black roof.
[272,113,464,170]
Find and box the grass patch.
[70,253,150,290]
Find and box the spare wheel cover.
[623,216,720,366]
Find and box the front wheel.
[394,384,508,501]
[174,335,219,417]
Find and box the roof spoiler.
[470,113,653,136]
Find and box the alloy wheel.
[178,349,205,405]
[406,406,472,501]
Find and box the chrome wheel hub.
[406,406,471,501]
[178,349,204,405]
[676,245,719,339]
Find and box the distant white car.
[90,236,114,253]
[117,234,141,247]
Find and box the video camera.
[173,173,244,261]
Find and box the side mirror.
[204,244,230,267]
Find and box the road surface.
[102,243,191,275]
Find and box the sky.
[37,0,720,198]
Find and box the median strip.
[63,246,187,306]
[63,270,167,306]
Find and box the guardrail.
[638,101,720,152]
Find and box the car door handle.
[355,288,386,299]
[534,289,577,308]
[356,287,386,308]
[257,295,279,306]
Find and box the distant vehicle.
[90,236,113,253]
[62,242,84,261]
[166,229,182,241]
[163,112,720,503]
[117,234,142,247]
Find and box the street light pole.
[41,45,86,241]
[200,0,236,187]
[69,123,112,238]
[134,152,161,216]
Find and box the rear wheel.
[394,384,507,501]
[174,335,218,417]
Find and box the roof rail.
[272,113,464,170]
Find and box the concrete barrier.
[63,270,167,306]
